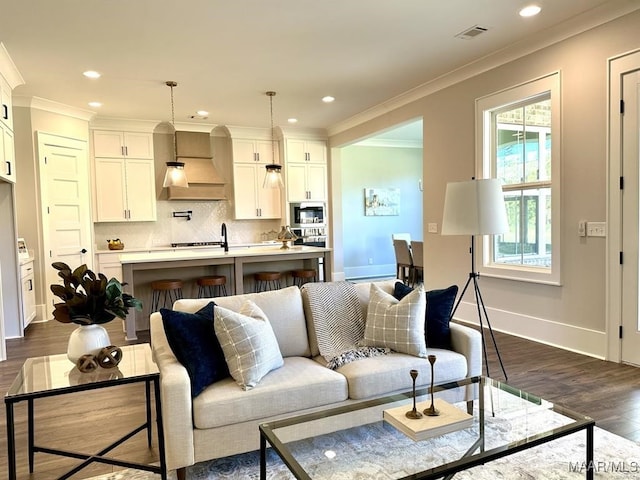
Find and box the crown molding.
[0,43,25,89]
[328,2,640,137]
[354,138,422,149]
[89,117,162,132]
[14,96,95,121]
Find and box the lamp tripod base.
[451,271,508,381]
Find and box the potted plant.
[50,262,142,364]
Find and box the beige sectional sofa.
[149,280,482,476]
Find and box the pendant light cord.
[267,91,276,164]
[166,81,178,161]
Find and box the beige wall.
[329,10,640,357]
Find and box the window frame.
[475,72,561,285]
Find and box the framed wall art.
[364,187,400,216]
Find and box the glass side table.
[5,343,167,480]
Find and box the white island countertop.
[118,245,330,264]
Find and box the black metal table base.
[6,377,167,480]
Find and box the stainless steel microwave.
[290,202,326,227]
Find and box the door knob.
[81,248,87,254]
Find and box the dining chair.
[410,240,424,286]
[393,239,414,284]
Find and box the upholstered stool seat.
[291,269,317,287]
[150,279,184,311]
[196,275,228,298]
[254,271,282,292]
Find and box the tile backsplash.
[94,200,281,250]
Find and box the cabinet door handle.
[6,161,11,176]
[2,104,7,120]
[28,279,33,291]
[124,146,128,156]
[81,248,87,254]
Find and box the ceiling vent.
[455,25,489,40]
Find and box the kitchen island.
[119,245,331,339]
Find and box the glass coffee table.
[259,376,595,479]
[5,343,167,480]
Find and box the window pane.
[495,99,551,185]
[493,188,551,268]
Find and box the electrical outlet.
[587,222,606,237]
[368,258,373,265]
[428,223,438,233]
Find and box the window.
[476,73,560,284]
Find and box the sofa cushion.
[214,301,284,391]
[329,350,468,400]
[394,282,459,350]
[205,286,310,358]
[160,302,229,397]
[360,283,427,357]
[192,357,348,429]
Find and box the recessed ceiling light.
[88,101,102,108]
[287,118,298,124]
[196,110,209,116]
[519,5,541,17]
[83,70,101,79]
[322,96,335,103]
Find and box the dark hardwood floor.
[0,319,639,478]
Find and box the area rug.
[87,416,640,479]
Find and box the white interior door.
[621,70,640,366]
[38,133,92,316]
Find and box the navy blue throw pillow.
[393,282,459,350]
[161,302,229,397]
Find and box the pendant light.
[263,91,284,189]
[162,81,189,188]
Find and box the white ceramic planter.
[67,324,111,364]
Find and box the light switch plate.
[428,223,438,233]
[587,222,606,237]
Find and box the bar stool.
[254,272,282,292]
[291,269,317,287]
[196,275,228,298]
[150,279,183,311]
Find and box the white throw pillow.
[360,283,427,357]
[214,300,284,390]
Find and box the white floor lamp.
[441,178,509,380]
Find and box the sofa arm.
[449,322,482,377]
[150,312,195,471]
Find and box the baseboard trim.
[454,301,606,360]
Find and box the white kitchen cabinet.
[0,74,13,131]
[92,128,156,222]
[0,126,15,183]
[233,163,281,219]
[232,138,278,165]
[94,157,156,222]
[20,259,36,329]
[93,130,154,159]
[284,139,327,202]
[96,252,124,282]
[286,139,326,164]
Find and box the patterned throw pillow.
[360,283,427,357]
[214,300,284,390]
[393,282,459,350]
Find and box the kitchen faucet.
[221,223,229,252]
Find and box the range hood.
[167,131,227,201]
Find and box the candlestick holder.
[405,369,423,419]
[423,355,440,416]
